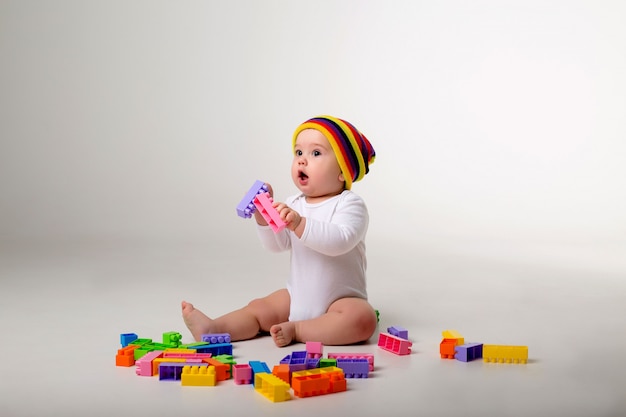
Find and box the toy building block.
[442,330,465,345]
[135,350,165,376]
[319,358,337,368]
[378,332,412,355]
[286,351,307,372]
[291,367,347,398]
[159,362,208,381]
[306,341,323,359]
[202,358,231,380]
[455,343,483,362]
[253,192,287,233]
[194,343,233,356]
[237,180,268,218]
[254,373,291,403]
[249,360,271,385]
[116,345,139,367]
[233,364,252,385]
[272,364,291,385]
[387,326,409,340]
[327,353,375,372]
[162,332,182,347]
[152,357,198,376]
[483,345,528,364]
[201,333,231,344]
[440,339,458,359]
[181,365,217,386]
[336,358,370,378]
[120,333,138,347]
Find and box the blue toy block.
[120,333,138,347]
[194,343,233,356]
[249,361,271,387]
[455,343,483,362]
[236,180,268,218]
[387,325,409,340]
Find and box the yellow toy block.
[442,330,464,345]
[181,365,217,386]
[483,345,528,364]
[164,348,197,354]
[254,373,291,402]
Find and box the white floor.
[1,237,625,417]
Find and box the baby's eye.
[295,149,303,156]
[313,150,321,156]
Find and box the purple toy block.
[327,353,375,372]
[387,326,409,340]
[201,333,231,344]
[336,358,370,378]
[159,362,208,381]
[237,180,268,218]
[288,351,307,372]
[455,343,483,362]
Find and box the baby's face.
[291,129,345,202]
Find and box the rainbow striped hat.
[292,116,375,190]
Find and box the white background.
[1,1,625,416]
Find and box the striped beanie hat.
[292,115,376,190]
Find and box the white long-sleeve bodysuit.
[256,190,369,321]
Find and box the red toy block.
[253,192,287,233]
[377,332,412,355]
[116,345,139,367]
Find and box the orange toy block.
[291,367,347,398]
[272,364,291,385]
[116,345,139,367]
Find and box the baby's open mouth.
[298,170,308,180]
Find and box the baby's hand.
[273,202,302,232]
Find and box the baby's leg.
[270,297,377,347]
[182,289,290,342]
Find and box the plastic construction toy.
[455,343,483,362]
[233,364,252,385]
[378,332,412,355]
[483,345,528,364]
[291,367,347,398]
[306,342,323,359]
[253,192,287,233]
[255,373,291,402]
[159,362,208,381]
[201,333,231,344]
[181,365,217,386]
[336,358,369,378]
[327,353,374,372]
[120,333,138,347]
[237,180,268,218]
[387,326,409,340]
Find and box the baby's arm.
[273,202,306,238]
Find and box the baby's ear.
[338,172,345,182]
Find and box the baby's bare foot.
[181,301,213,342]
[270,322,296,347]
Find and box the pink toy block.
[327,353,375,372]
[237,180,268,218]
[135,351,165,376]
[253,193,287,233]
[306,341,323,359]
[378,332,412,355]
[233,364,253,385]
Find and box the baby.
[183,115,377,347]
